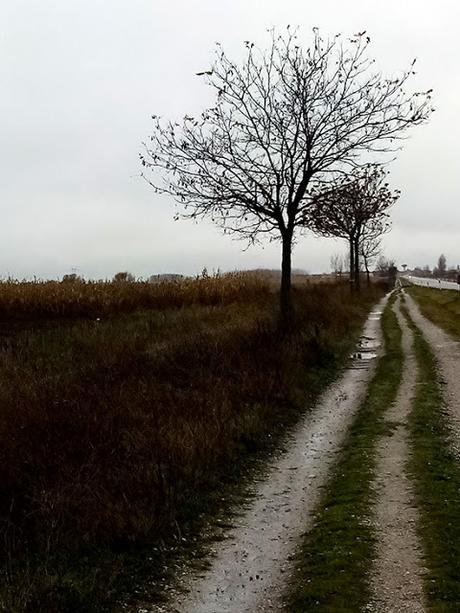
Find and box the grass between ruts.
[288,293,403,612]
[406,285,460,341]
[0,279,386,612]
[402,300,460,611]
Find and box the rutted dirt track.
[160,297,388,612]
[404,292,460,451]
[143,290,460,613]
[368,299,426,612]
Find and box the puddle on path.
[351,350,378,361]
[369,310,384,321]
[350,334,380,363]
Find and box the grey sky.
[2,0,459,279]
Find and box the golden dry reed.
[0,271,270,320]
[0,274,386,611]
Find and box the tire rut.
[404,291,460,454]
[368,297,426,612]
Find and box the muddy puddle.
[369,309,384,321]
[350,334,380,365]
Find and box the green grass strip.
[406,285,460,342]
[288,297,403,612]
[402,302,460,611]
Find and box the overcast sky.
[2,0,459,279]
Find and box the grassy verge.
[406,285,460,341]
[402,302,460,610]
[0,281,386,612]
[288,294,403,611]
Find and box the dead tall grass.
[0,278,386,611]
[0,271,269,320]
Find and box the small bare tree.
[330,253,345,277]
[360,216,391,285]
[306,165,398,290]
[422,264,432,276]
[436,253,447,277]
[376,255,397,282]
[113,271,136,283]
[141,28,433,321]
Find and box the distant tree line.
[60,272,186,284]
[330,251,397,286]
[409,254,460,281]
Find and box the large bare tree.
[141,28,433,320]
[306,165,399,290]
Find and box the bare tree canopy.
[113,271,136,283]
[360,219,389,284]
[360,218,391,285]
[141,27,433,319]
[330,253,346,276]
[306,165,399,289]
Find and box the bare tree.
[436,253,447,277]
[113,271,136,283]
[61,273,84,283]
[306,165,399,290]
[375,255,390,274]
[361,235,382,286]
[141,28,433,321]
[360,216,391,285]
[422,264,432,277]
[375,256,397,282]
[330,253,345,277]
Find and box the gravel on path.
[368,298,426,613]
[404,292,460,452]
[157,296,390,613]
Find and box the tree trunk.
[349,238,355,290]
[364,256,370,286]
[349,240,354,281]
[280,228,293,328]
[354,238,361,292]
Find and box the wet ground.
[155,296,389,613]
[368,298,426,613]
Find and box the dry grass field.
[0,273,387,611]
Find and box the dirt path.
[404,291,460,452]
[154,297,389,613]
[368,298,426,612]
